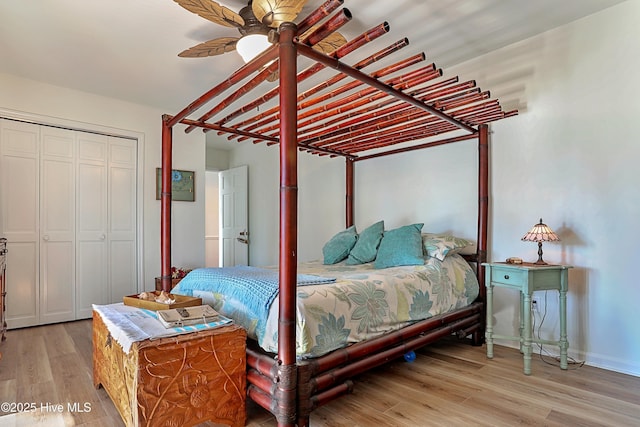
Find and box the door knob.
[43,235,50,241]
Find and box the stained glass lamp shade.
[521,218,560,265]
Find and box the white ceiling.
[0,0,627,148]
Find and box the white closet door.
[0,119,40,328]
[1,119,138,326]
[76,133,109,317]
[108,137,137,301]
[40,127,76,324]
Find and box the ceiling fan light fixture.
[236,33,271,63]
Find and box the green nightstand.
[482,262,573,375]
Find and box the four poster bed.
[159,1,517,425]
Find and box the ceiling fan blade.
[252,0,308,28]
[311,31,347,55]
[178,37,239,57]
[174,0,244,28]
[267,70,280,82]
[300,23,348,55]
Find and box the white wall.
[205,147,230,171]
[228,1,640,376]
[456,1,639,376]
[0,73,207,290]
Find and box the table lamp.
[521,218,560,265]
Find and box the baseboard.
[494,339,640,378]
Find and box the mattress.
[173,253,478,359]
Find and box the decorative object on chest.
[123,291,202,311]
[155,266,192,291]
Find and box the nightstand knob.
[504,274,510,280]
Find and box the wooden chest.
[92,311,246,427]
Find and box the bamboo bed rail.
[216,22,393,128]
[240,59,436,143]
[295,78,473,139]
[244,305,482,421]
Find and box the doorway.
[204,170,220,267]
[205,165,249,268]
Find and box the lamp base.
[535,242,547,265]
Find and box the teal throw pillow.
[374,223,425,269]
[346,220,384,265]
[322,225,358,264]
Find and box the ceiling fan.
[175,0,347,62]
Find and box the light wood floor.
[0,320,638,426]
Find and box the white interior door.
[39,126,76,324]
[76,132,108,317]
[219,165,248,267]
[0,119,40,328]
[108,136,137,301]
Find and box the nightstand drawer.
[489,266,526,287]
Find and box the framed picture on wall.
[156,168,195,202]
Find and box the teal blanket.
[176,266,335,340]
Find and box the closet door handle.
[100,234,106,240]
[43,235,50,241]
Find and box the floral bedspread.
[173,253,478,359]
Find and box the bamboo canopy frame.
[161,2,516,425]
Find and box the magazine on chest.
[156,304,221,328]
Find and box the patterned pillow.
[322,226,358,264]
[422,233,472,261]
[346,220,384,265]
[375,223,425,269]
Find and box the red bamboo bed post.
[475,123,489,345]
[160,116,173,292]
[277,22,298,427]
[345,158,354,227]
